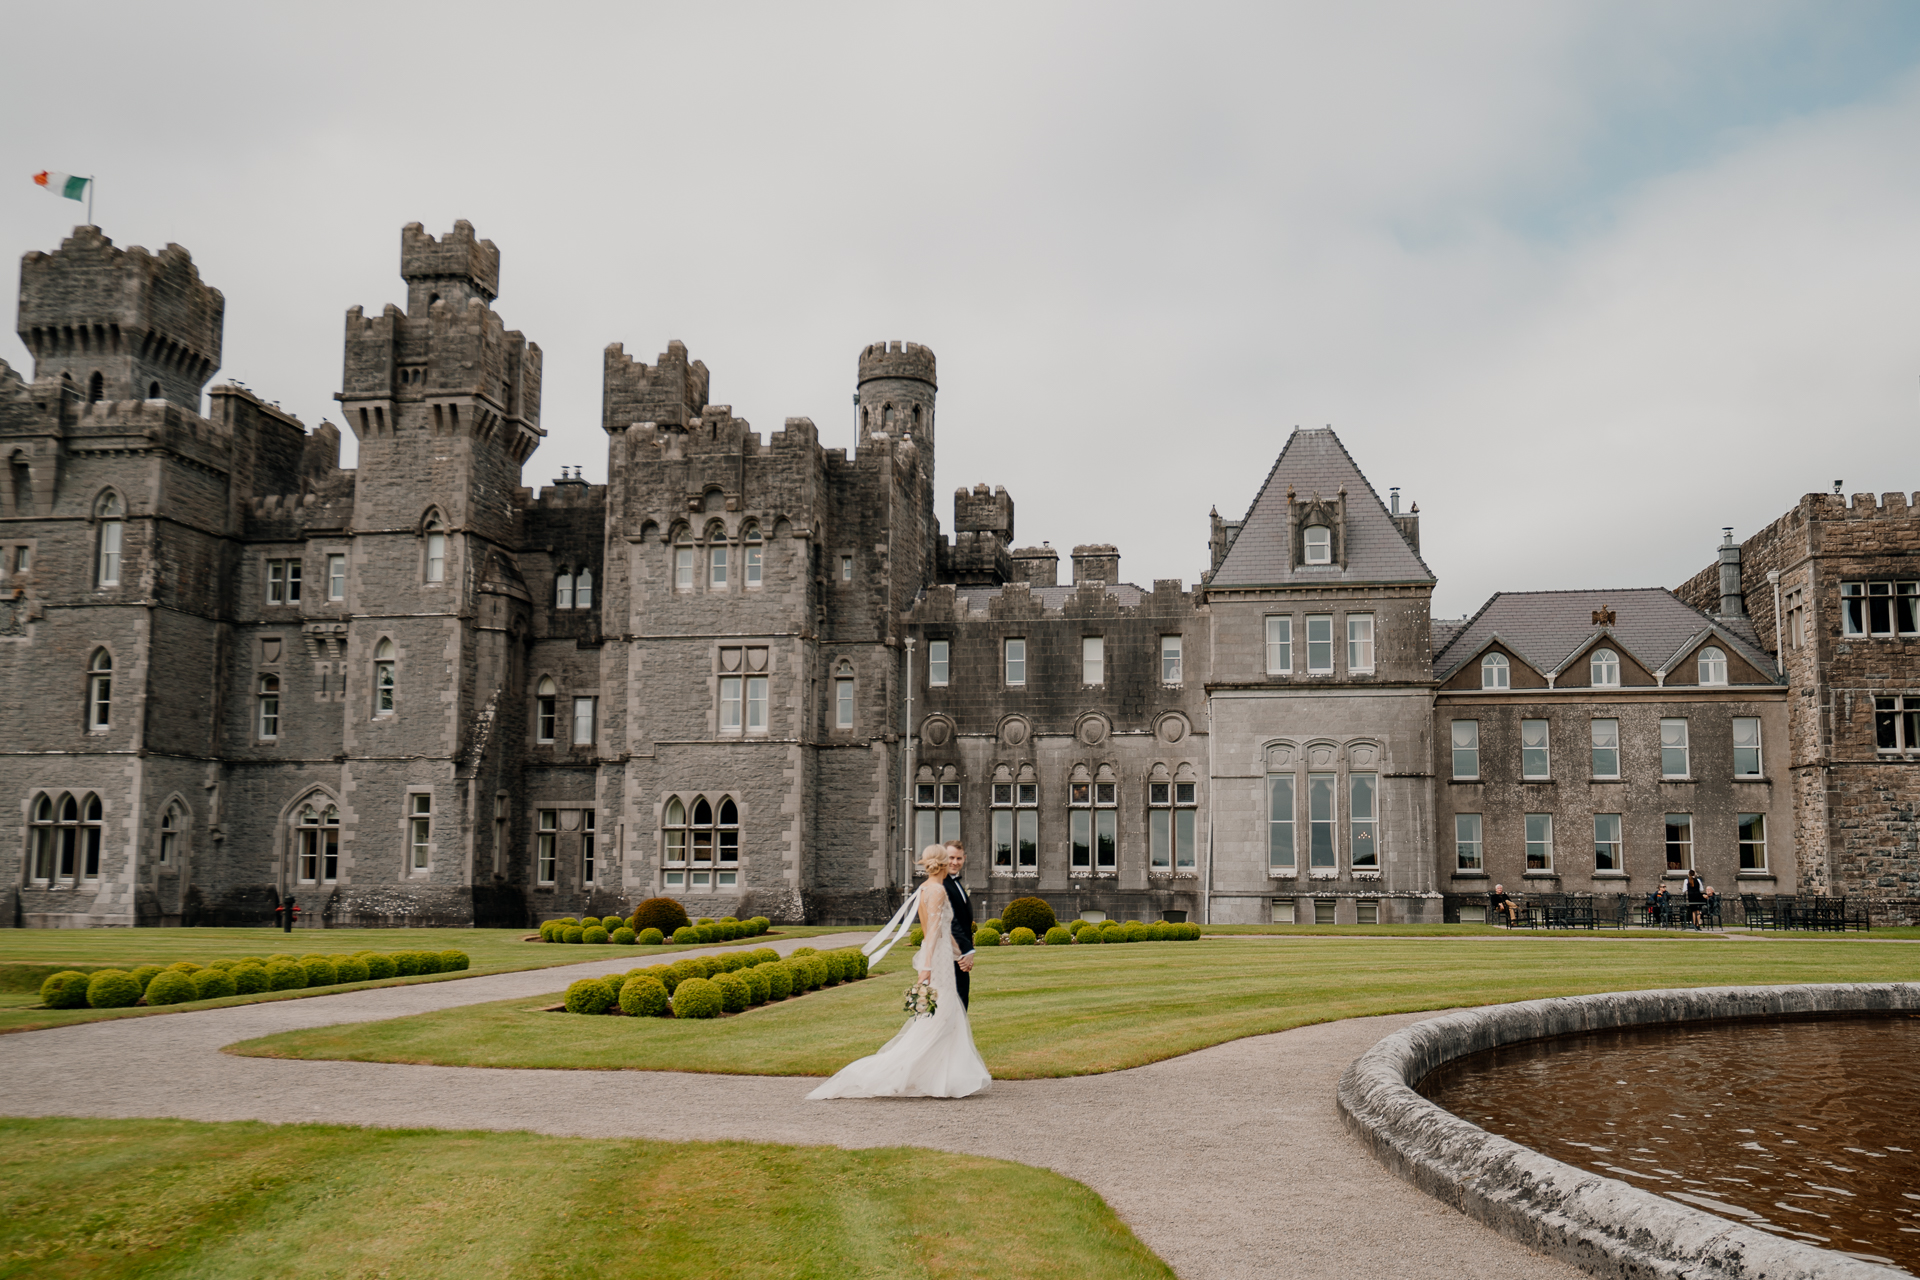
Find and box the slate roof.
[1210,428,1434,588]
[1432,588,1779,684]
[953,584,1148,612]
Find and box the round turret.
[856,341,936,449]
[857,340,936,389]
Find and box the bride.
[806,845,992,1100]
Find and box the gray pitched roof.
[1432,588,1780,684]
[1209,428,1434,587]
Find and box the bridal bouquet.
[903,978,938,1019]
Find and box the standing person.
[1685,870,1707,930]
[806,845,991,1100]
[944,840,976,1008]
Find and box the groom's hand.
[958,952,974,972]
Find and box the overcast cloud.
[5,1,1919,616]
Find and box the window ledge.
[1449,778,1482,785]
[1661,777,1697,784]
[1588,777,1622,784]
[1592,872,1631,881]
[1733,775,1769,783]
[1735,872,1776,880]
[1522,871,1560,880]
[1308,870,1340,880]
[1352,869,1382,879]
[1268,871,1299,879]
[1522,777,1553,785]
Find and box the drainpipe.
[1203,693,1214,926]
[1767,569,1783,675]
[901,636,915,892]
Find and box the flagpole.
[87,177,94,226]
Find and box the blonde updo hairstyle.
[918,844,950,877]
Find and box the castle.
[3,222,1914,928]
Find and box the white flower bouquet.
[903,977,938,1019]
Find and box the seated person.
[1489,883,1520,924]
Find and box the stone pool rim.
[1336,983,1920,1280]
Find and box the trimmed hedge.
[193,967,237,1000]
[664,959,703,992]
[974,926,1001,949]
[334,956,370,984]
[1044,926,1072,946]
[266,960,306,990]
[85,970,142,1009]
[619,975,669,1017]
[562,927,585,945]
[1002,896,1057,934]
[143,969,197,1006]
[583,927,610,945]
[1067,918,1090,935]
[638,928,664,945]
[1077,926,1105,944]
[908,925,924,948]
[672,977,722,1019]
[790,946,818,958]
[634,896,692,935]
[760,962,794,1001]
[129,965,163,994]
[40,970,92,1009]
[300,958,338,988]
[360,952,397,980]
[581,916,602,930]
[1009,927,1037,946]
[564,978,616,1015]
[231,964,271,995]
[982,919,1004,935]
[611,927,637,945]
[712,971,750,1014]
[740,965,770,1005]
[672,926,697,945]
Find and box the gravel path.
[0,934,1576,1280]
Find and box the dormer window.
[1481,653,1509,689]
[1697,645,1727,685]
[1590,648,1620,687]
[1303,525,1331,565]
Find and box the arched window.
[662,797,687,888]
[707,523,728,590]
[80,793,102,879]
[159,801,183,865]
[661,795,740,891]
[1698,645,1728,686]
[883,403,896,429]
[834,660,855,730]
[423,513,446,583]
[374,639,396,714]
[87,648,112,730]
[535,676,557,742]
[147,381,161,400]
[1590,648,1620,687]
[673,528,694,591]
[717,797,739,879]
[742,525,762,588]
[56,793,80,879]
[295,802,340,883]
[29,794,54,880]
[1481,653,1510,690]
[258,674,281,738]
[555,568,573,610]
[1303,525,1331,565]
[96,492,123,586]
[88,371,104,403]
[574,567,593,609]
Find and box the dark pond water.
[1420,1015,1920,1272]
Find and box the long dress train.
[805,887,991,1099]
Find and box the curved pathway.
[0,936,1577,1280]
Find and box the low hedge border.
[40,948,472,1010]
[971,920,1201,946]
[540,913,772,945]
[557,945,870,1019]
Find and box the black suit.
[943,875,975,1008]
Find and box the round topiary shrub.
[541,922,561,942]
[1002,896,1057,935]
[563,927,585,945]
[193,967,236,1000]
[672,926,697,945]
[1076,925,1104,944]
[130,965,164,994]
[785,958,819,992]
[845,949,869,979]
[1099,924,1126,944]
[557,917,579,928]
[266,960,305,991]
[751,947,780,967]
[333,956,370,984]
[790,946,818,958]
[564,977,615,1015]
[759,962,793,1001]
[712,952,744,974]
[1009,926,1037,946]
[712,971,749,1014]
[974,926,1001,949]
[359,953,397,980]
[300,958,337,988]
[85,969,142,1009]
[583,926,610,944]
[634,896,692,936]
[1067,918,1090,935]
[807,955,832,989]
[206,958,238,972]
[751,916,771,934]
[672,977,722,1019]
[235,957,266,968]
[1123,922,1149,943]
[143,968,198,1006]
[666,959,703,992]
[697,917,715,926]
[167,961,201,975]
[1044,926,1072,946]
[638,927,664,945]
[818,952,843,986]
[439,950,469,972]
[611,927,637,945]
[908,925,924,948]
[38,970,92,1009]
[982,919,1004,935]
[692,924,716,944]
[580,916,602,930]
[231,964,270,995]
[619,975,669,1017]
[739,964,770,1005]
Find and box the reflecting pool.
[1420,1015,1920,1272]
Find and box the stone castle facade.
[2,222,1912,928]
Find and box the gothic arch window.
[159,799,185,865]
[834,660,855,730]
[95,491,124,586]
[1589,647,1620,687]
[535,676,558,742]
[76,793,102,879]
[1698,645,1728,686]
[28,793,54,880]
[672,525,694,592]
[660,794,740,891]
[706,521,729,590]
[742,524,762,587]
[373,638,396,715]
[87,648,112,730]
[555,568,573,609]
[147,381,161,400]
[1481,653,1509,690]
[294,800,340,883]
[422,511,447,583]
[883,402,896,429]
[912,404,923,430]
[574,566,593,608]
[88,371,104,403]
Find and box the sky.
[5,1,1920,617]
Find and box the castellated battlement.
[858,340,936,388]
[400,220,500,302]
[603,341,710,432]
[954,483,1013,536]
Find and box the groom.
[943,839,976,1007]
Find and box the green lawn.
[0,1117,1171,1280]
[0,926,851,1035]
[234,933,1920,1080]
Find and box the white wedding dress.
[806,883,992,1100]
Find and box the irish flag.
[32,171,90,201]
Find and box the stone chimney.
[1011,544,1059,587]
[1717,528,1745,617]
[1072,544,1120,587]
